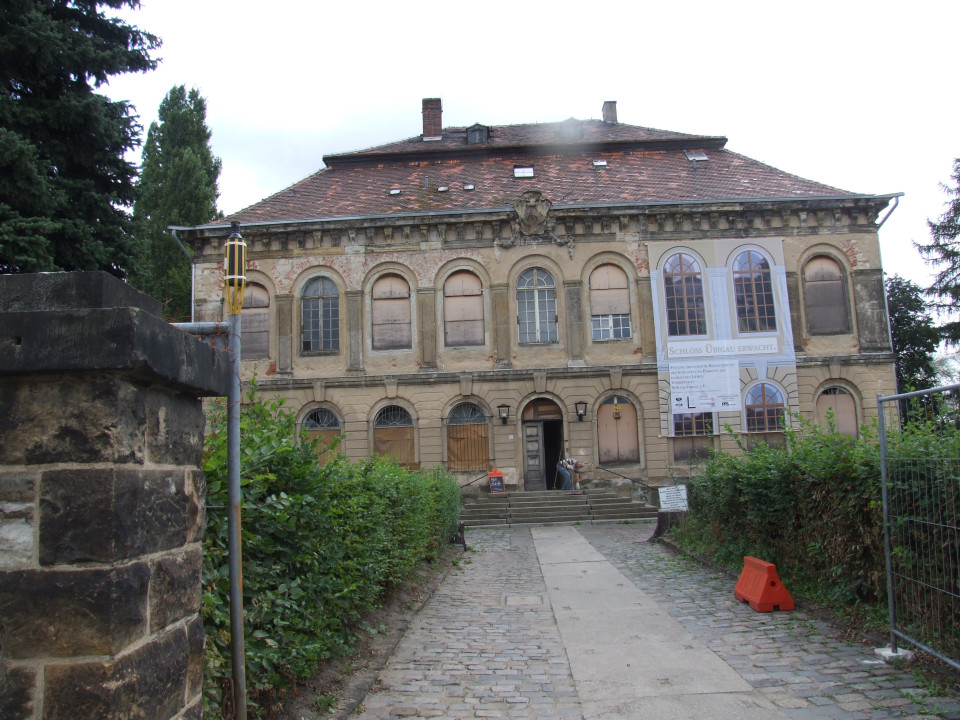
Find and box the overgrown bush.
[201,390,461,717]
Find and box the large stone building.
[180,99,900,493]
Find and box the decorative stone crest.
[513,190,552,236]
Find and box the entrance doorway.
[521,399,565,491]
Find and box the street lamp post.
[223,221,248,720]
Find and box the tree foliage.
[918,158,960,342]
[0,0,159,275]
[886,274,941,393]
[129,85,221,320]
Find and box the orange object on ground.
[734,556,795,612]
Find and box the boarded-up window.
[590,264,632,340]
[733,251,776,333]
[373,405,416,466]
[444,271,484,346]
[597,396,640,463]
[301,277,340,352]
[241,283,270,359]
[446,402,489,471]
[663,253,706,336]
[303,408,341,465]
[816,387,857,438]
[804,256,850,335]
[372,274,412,350]
[517,268,558,343]
[673,413,714,463]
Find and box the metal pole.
[877,396,898,654]
[227,310,247,719]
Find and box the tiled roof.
[223,119,858,225]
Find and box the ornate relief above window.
[803,256,850,335]
[733,250,777,333]
[663,252,706,336]
[372,274,412,350]
[301,277,340,353]
[590,264,632,341]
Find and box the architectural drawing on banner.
[669,358,741,412]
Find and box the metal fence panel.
[878,384,960,671]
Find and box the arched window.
[744,382,785,448]
[241,283,270,359]
[803,256,850,335]
[733,251,776,333]
[446,402,489,471]
[673,412,714,462]
[301,277,339,352]
[303,408,341,464]
[663,253,706,336]
[597,396,640,463]
[816,387,857,438]
[372,274,412,350]
[590,264,632,340]
[517,268,558,344]
[373,405,416,466]
[444,271,484,346]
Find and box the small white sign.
[669,359,741,412]
[658,484,689,512]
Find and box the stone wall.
[0,273,231,720]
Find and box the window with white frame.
[590,264,632,340]
[372,274,412,350]
[733,251,776,333]
[517,268,558,344]
[663,252,707,336]
[301,277,339,353]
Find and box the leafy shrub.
[202,389,461,717]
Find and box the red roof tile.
[223,119,857,225]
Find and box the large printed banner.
[669,358,741,412]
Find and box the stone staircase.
[460,488,658,527]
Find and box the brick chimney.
[422,98,442,140]
[602,100,618,123]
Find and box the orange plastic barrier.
[733,556,795,612]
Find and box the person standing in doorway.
[556,456,582,492]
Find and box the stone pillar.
[490,283,512,369]
[563,280,584,366]
[0,272,231,720]
[275,293,293,375]
[345,290,363,372]
[417,287,437,371]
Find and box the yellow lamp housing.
[224,222,247,315]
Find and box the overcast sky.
[105,0,960,291]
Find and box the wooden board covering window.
[447,422,489,471]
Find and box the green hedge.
[201,391,461,717]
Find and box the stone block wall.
[0,273,231,720]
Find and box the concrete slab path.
[351,523,959,720]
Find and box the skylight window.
[514,166,534,178]
[593,159,608,168]
[463,184,475,191]
[437,186,449,193]
[389,188,401,195]
[684,151,709,162]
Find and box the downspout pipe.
[169,228,195,323]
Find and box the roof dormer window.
[466,123,490,145]
[593,159,608,168]
[560,117,583,139]
[389,188,401,195]
[514,166,534,178]
[684,151,709,162]
[463,184,475,191]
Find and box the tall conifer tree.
[918,158,960,342]
[0,0,158,274]
[130,86,221,320]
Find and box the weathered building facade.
[181,99,899,492]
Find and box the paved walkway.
[353,523,960,720]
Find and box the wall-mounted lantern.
[575,401,588,422]
[497,404,510,424]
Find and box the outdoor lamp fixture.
[497,404,510,424]
[224,221,247,315]
[575,401,588,421]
